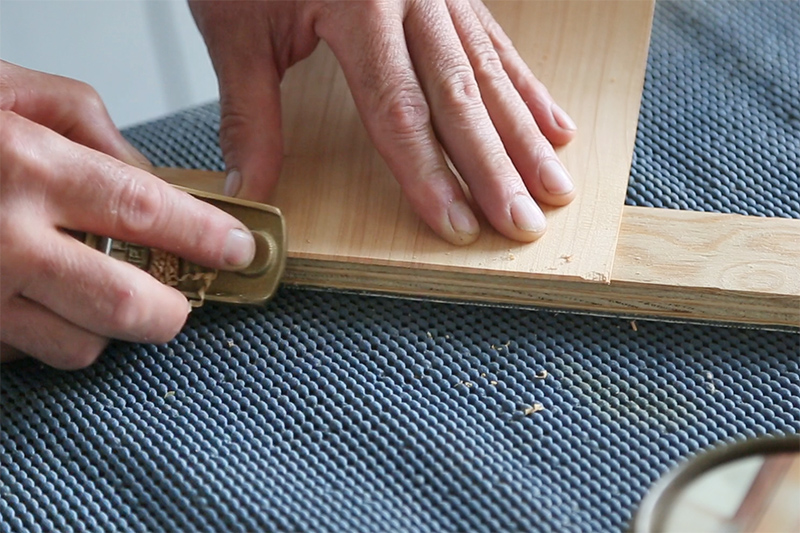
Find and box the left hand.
[190,0,577,246]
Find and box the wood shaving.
[148,249,218,307]
[148,249,182,285]
[524,403,545,415]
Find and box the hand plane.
[84,186,286,307]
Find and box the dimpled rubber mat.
[628,1,799,217]
[2,1,799,532]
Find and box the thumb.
[215,58,285,203]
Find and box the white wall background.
[0,0,219,128]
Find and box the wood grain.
[153,0,800,327]
[263,0,655,284]
[281,208,800,328]
[156,168,800,328]
[614,207,800,298]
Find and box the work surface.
[2,1,798,531]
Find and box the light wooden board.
[156,169,800,328]
[269,0,655,284]
[282,208,800,328]
[152,0,800,328]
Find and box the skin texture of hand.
[0,61,256,369]
[190,0,578,246]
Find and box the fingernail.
[551,103,577,131]
[510,195,547,234]
[539,159,574,195]
[122,138,152,170]
[448,201,480,242]
[224,170,242,197]
[224,228,255,268]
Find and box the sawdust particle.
[630,321,638,332]
[560,254,574,263]
[524,403,545,416]
[535,370,548,380]
[705,371,716,393]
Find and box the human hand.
[190,0,577,246]
[0,61,256,369]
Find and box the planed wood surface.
[267,0,655,284]
[282,208,800,328]
[613,207,800,298]
[156,168,800,327]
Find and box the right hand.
[190,0,578,246]
[0,61,256,369]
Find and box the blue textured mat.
[2,2,798,532]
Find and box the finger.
[316,3,481,245]
[215,53,285,202]
[0,343,26,364]
[20,229,191,347]
[404,0,546,242]
[5,113,255,271]
[449,0,576,206]
[468,0,577,146]
[1,296,108,370]
[188,4,287,202]
[0,60,151,169]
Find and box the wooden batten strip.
[156,167,799,328]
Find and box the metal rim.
[630,433,800,533]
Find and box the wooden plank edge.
[155,168,800,327]
[282,258,799,329]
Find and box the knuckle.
[529,136,556,161]
[470,45,506,87]
[106,278,183,344]
[29,240,66,286]
[111,178,165,235]
[485,151,521,187]
[0,111,34,166]
[0,111,12,144]
[217,102,249,133]
[217,107,252,156]
[72,80,106,114]
[106,282,146,335]
[375,83,431,141]
[437,65,483,111]
[0,73,17,111]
